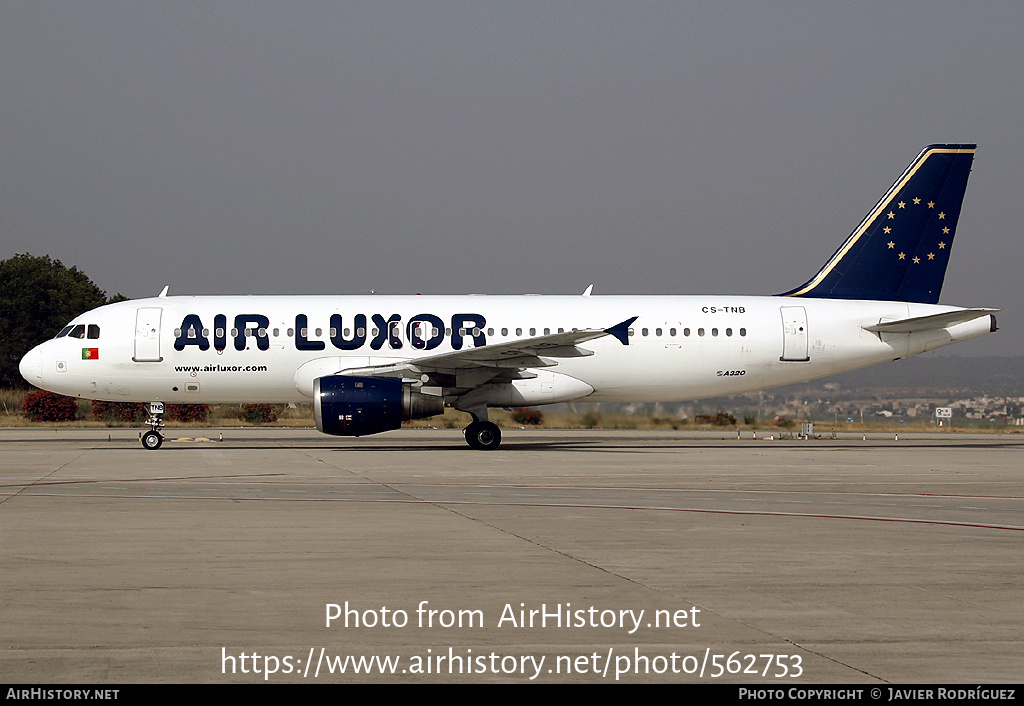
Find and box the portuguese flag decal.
[82,348,99,360]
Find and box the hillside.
[785,355,1024,397]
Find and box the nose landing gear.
[141,402,165,450]
[141,429,163,450]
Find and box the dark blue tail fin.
[780,144,975,304]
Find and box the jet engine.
[313,376,444,437]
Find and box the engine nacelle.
[313,375,444,437]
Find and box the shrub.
[511,407,543,425]
[22,390,79,422]
[709,411,737,426]
[91,400,148,423]
[242,403,278,424]
[166,404,210,423]
[695,412,737,426]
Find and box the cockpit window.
[54,323,98,339]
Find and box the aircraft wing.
[862,308,999,334]
[337,317,637,382]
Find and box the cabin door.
[134,307,163,362]
[780,306,810,362]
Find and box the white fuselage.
[20,294,993,408]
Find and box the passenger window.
[669,328,677,337]
[642,328,649,336]
[87,324,100,339]
[726,328,733,336]
[684,328,690,336]
[655,328,662,336]
[543,328,550,335]
[501,328,508,336]
[698,328,705,337]
[740,328,747,336]
[712,328,718,336]
[516,328,522,336]
[529,328,536,336]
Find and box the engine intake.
[313,375,444,437]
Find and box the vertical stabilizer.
[781,144,975,303]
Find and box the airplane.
[19,144,998,450]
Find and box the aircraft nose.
[19,346,43,385]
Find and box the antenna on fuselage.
[158,286,169,298]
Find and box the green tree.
[0,254,120,388]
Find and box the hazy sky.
[2,2,1020,355]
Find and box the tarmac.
[1,427,1021,683]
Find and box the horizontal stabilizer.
[862,308,999,334]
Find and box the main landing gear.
[464,420,501,450]
[141,402,165,450]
